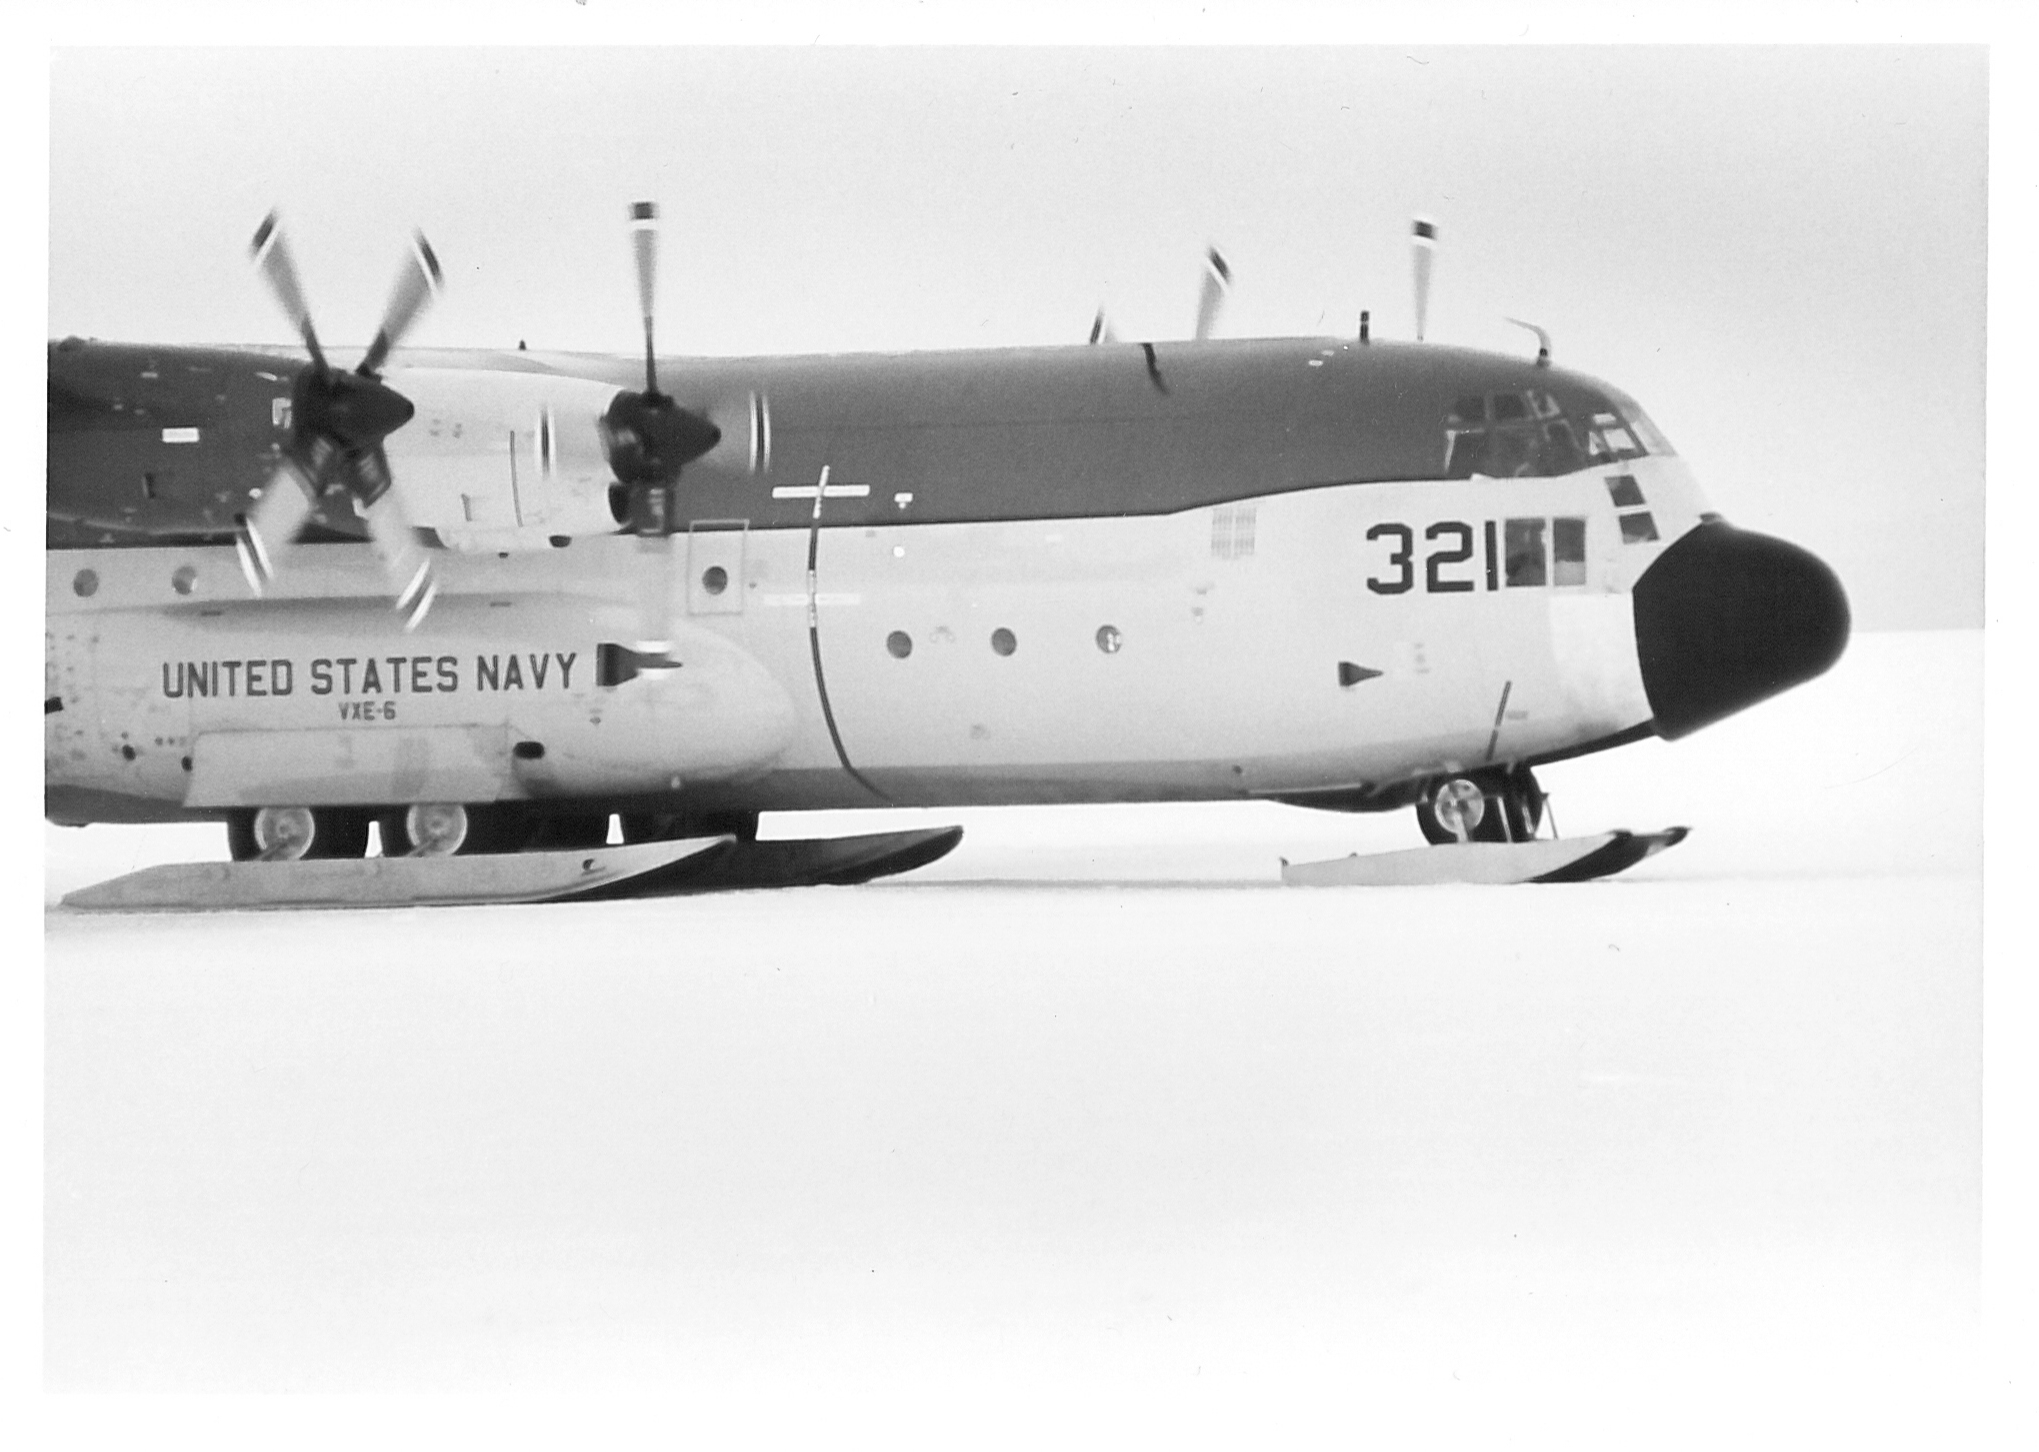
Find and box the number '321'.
[1365,521,1477,595]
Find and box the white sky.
[45,42,1986,630]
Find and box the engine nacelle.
[381,368,625,550]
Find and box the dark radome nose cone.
[1633,522,1851,740]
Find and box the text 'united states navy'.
[160,652,580,698]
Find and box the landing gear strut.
[1415,766,1545,845]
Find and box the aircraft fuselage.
[45,335,1850,833]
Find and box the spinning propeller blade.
[239,211,441,624]
[359,232,443,377]
[1193,248,1232,341]
[234,443,329,593]
[364,482,440,633]
[694,389,771,474]
[633,536,677,657]
[746,388,770,473]
[633,200,660,395]
[250,211,328,374]
[1412,217,1437,342]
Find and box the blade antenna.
[1504,316,1553,368]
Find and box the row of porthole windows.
[886,625,1123,660]
[81,562,722,601]
[73,561,1130,669]
[79,562,734,601]
[74,565,202,598]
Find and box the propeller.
[600,201,757,657]
[1192,247,1232,341]
[602,201,723,490]
[236,212,444,627]
[1412,217,1437,341]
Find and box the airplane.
[45,207,1851,905]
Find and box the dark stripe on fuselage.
[48,336,1653,545]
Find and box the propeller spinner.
[236,213,444,628]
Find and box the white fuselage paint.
[44,455,1702,823]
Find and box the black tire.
[1416,774,1507,845]
[1415,767,1545,845]
[227,807,372,862]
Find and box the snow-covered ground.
[42,632,1984,1425]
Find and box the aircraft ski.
[666,826,966,891]
[58,825,968,912]
[1278,827,1689,888]
[61,835,735,912]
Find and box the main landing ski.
[1279,828,1690,888]
[58,825,970,912]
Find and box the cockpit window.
[1440,387,1674,479]
[1620,406,1674,457]
[1585,411,1645,464]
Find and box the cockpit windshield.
[1441,386,1674,479]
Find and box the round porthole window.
[887,631,913,659]
[1095,625,1122,654]
[991,628,1016,656]
[73,569,99,598]
[701,565,728,596]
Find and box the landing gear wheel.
[620,809,760,844]
[1417,775,1501,845]
[227,806,373,862]
[1415,767,1546,845]
[377,803,530,857]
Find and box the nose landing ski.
[1279,828,1689,887]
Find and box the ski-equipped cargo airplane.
[45,207,1850,905]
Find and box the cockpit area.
[1440,386,1674,480]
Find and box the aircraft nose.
[1632,521,1850,740]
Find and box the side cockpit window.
[1441,387,1672,479]
[1585,411,1646,464]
